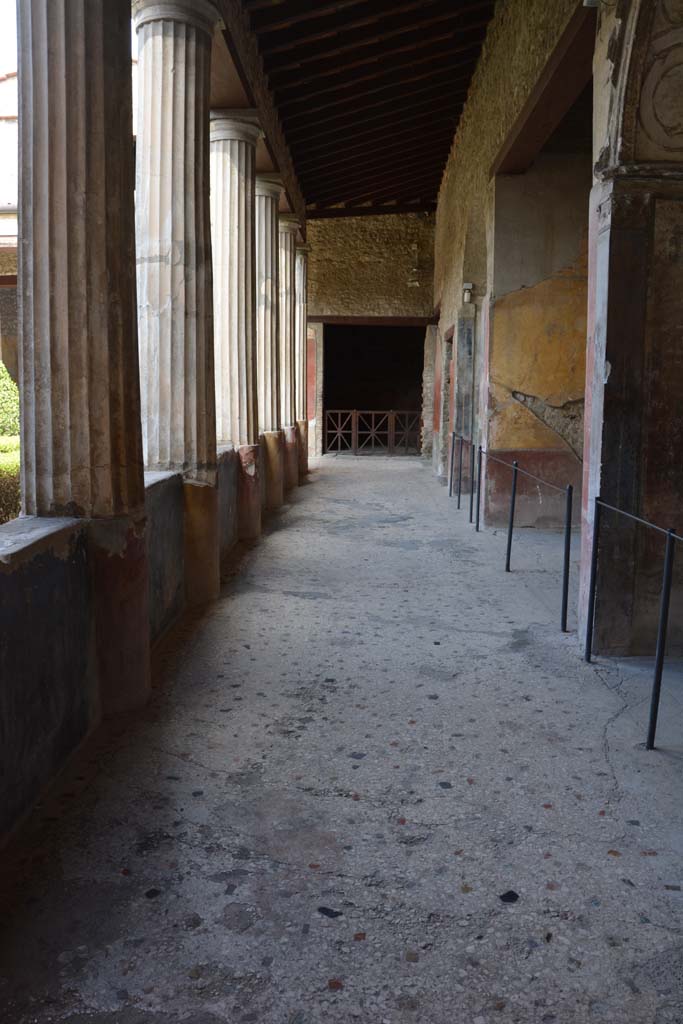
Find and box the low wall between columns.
[217,447,239,566]
[0,460,250,842]
[0,518,98,839]
[145,471,186,646]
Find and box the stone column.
[134,0,220,604]
[295,244,310,480]
[17,0,150,714]
[210,109,262,541]
[255,175,284,509]
[279,215,299,491]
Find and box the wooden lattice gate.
[325,410,421,455]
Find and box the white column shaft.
[210,115,260,446]
[295,247,309,422]
[134,2,217,481]
[278,221,297,427]
[18,0,144,517]
[255,179,281,433]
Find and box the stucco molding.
[600,0,683,173]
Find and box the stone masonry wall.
[434,0,579,332]
[307,213,434,319]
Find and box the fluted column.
[19,0,143,520]
[255,175,284,509]
[255,176,282,434]
[295,245,310,422]
[279,215,299,491]
[17,0,149,713]
[210,111,261,447]
[134,0,220,604]
[278,216,298,430]
[134,0,218,483]
[295,244,310,479]
[210,110,262,540]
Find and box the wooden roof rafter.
[243,0,496,213]
[266,0,492,72]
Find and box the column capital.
[296,243,312,254]
[210,109,263,147]
[132,0,220,36]
[256,173,284,202]
[278,214,300,235]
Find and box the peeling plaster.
[511,390,584,460]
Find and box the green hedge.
[0,360,19,435]
[0,364,21,523]
[0,444,20,524]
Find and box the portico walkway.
[1,458,682,1024]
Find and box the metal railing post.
[561,484,573,633]
[475,446,482,532]
[469,442,475,523]
[505,461,518,572]
[584,496,602,663]
[456,436,464,509]
[447,431,456,497]
[646,528,676,751]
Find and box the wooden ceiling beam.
[260,0,428,54]
[294,120,458,172]
[249,0,369,33]
[285,71,470,141]
[290,102,462,163]
[296,124,456,177]
[311,169,444,201]
[306,176,441,207]
[269,20,490,93]
[274,38,484,107]
[310,177,442,207]
[332,175,444,205]
[267,1,492,72]
[260,0,492,55]
[280,53,477,122]
[306,202,437,219]
[306,162,444,204]
[303,141,447,188]
[310,163,444,199]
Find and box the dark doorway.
[323,324,424,454]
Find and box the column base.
[283,424,299,492]
[183,480,220,605]
[88,517,151,716]
[296,420,309,481]
[261,430,285,510]
[237,443,262,541]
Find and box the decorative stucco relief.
[635,1,683,159]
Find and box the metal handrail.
[585,496,682,750]
[447,432,681,751]
[447,434,574,633]
[484,451,566,493]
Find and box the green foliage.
[0,444,20,524]
[0,361,19,435]
[0,362,21,522]
[0,434,19,453]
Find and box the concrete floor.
[2,456,683,1024]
